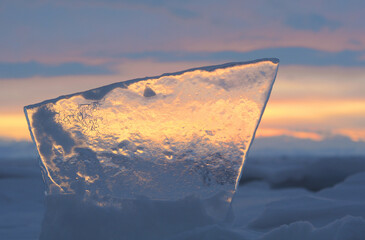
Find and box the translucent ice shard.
[24,58,279,220]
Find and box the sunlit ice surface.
[24,58,279,221]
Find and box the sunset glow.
[1,96,364,142]
[263,99,365,122]
[0,114,30,140]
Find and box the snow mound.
[241,156,365,191]
[259,216,365,240]
[249,171,365,230]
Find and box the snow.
[1,156,365,239]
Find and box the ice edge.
[23,58,279,110]
[228,60,279,215]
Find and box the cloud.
[169,7,198,19]
[285,13,340,32]
[0,61,113,79]
[93,47,365,66]
[49,0,199,20]
[1,0,365,64]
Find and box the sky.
[0,0,365,149]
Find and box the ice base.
[25,59,278,222]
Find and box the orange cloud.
[333,129,365,142]
[256,128,323,141]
